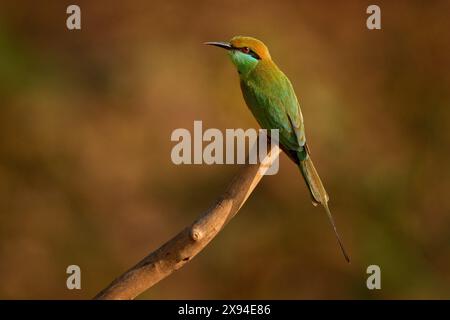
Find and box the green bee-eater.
[206,36,350,262]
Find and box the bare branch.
[94,143,280,300]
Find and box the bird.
[205,36,350,262]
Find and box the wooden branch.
[94,143,281,300]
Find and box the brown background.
[0,0,449,299]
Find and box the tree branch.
[94,143,281,300]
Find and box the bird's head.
[205,36,271,77]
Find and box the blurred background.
[0,0,449,299]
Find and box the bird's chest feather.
[240,73,290,129]
[239,65,305,152]
[240,76,285,125]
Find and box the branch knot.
[190,228,203,241]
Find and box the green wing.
[240,70,306,154]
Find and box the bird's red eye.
[241,47,250,54]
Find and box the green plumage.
[239,59,308,161]
[206,36,350,262]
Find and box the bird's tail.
[299,154,350,263]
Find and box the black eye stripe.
[231,45,261,60]
[248,50,261,60]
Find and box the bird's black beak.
[204,41,233,50]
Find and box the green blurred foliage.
[0,0,449,299]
